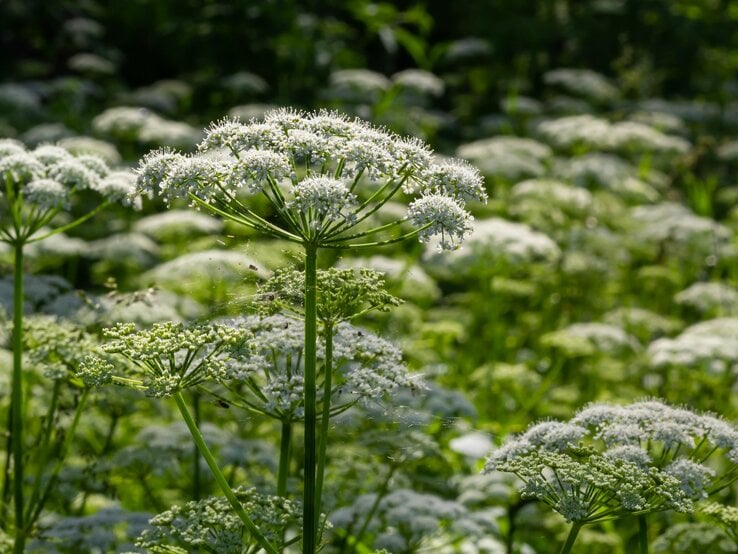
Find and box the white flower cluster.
[486,400,738,523]
[543,68,619,103]
[648,317,738,373]
[92,106,201,148]
[137,109,484,248]
[652,522,735,553]
[57,136,121,164]
[509,179,593,231]
[290,175,358,229]
[537,114,689,155]
[391,68,445,97]
[542,322,640,357]
[456,136,551,181]
[0,141,136,235]
[423,217,560,278]
[630,202,736,262]
[329,69,391,101]
[143,249,267,287]
[674,282,738,316]
[330,488,466,553]
[219,315,419,421]
[602,307,682,343]
[554,154,662,203]
[133,209,224,239]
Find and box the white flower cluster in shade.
[602,307,682,343]
[542,322,640,357]
[537,114,690,154]
[675,282,738,315]
[423,217,560,279]
[651,522,735,553]
[553,153,661,203]
[630,202,735,260]
[219,315,420,421]
[0,139,138,217]
[486,400,738,524]
[627,110,688,135]
[92,106,201,149]
[456,136,551,181]
[636,98,721,123]
[500,94,544,117]
[718,140,738,162]
[647,317,738,374]
[329,69,392,98]
[133,209,224,239]
[511,179,592,213]
[330,489,468,553]
[143,249,268,285]
[57,136,121,164]
[543,68,620,103]
[137,109,485,249]
[391,68,445,97]
[509,178,594,231]
[0,83,41,112]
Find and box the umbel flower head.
[136,109,485,249]
[216,314,421,421]
[78,321,254,397]
[0,139,138,244]
[485,399,738,524]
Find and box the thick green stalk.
[559,522,583,554]
[277,420,292,498]
[11,241,24,554]
[638,515,649,554]
[314,323,333,538]
[303,243,318,554]
[277,420,292,554]
[174,392,278,554]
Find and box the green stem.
[11,241,24,554]
[173,392,278,554]
[277,419,292,554]
[303,243,318,554]
[24,380,61,524]
[314,323,333,539]
[26,389,90,530]
[25,202,110,243]
[277,420,292,498]
[192,391,202,501]
[638,515,648,554]
[348,464,397,554]
[559,522,583,554]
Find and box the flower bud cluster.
[79,321,254,397]
[136,486,301,553]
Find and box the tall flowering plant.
[136,108,485,553]
[0,139,136,553]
